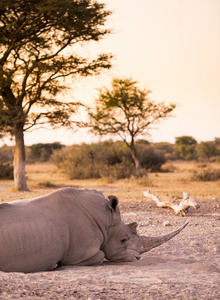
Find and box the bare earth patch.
[0,169,220,299]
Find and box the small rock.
[146,220,153,226]
[212,213,220,220]
[163,220,171,226]
[190,240,200,246]
[139,222,146,227]
[213,204,220,209]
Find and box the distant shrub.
[0,145,13,162]
[52,140,168,180]
[137,144,166,172]
[174,136,197,160]
[28,142,64,163]
[153,142,175,154]
[100,162,134,182]
[153,142,175,160]
[0,159,13,179]
[136,174,152,186]
[197,141,219,162]
[52,144,101,179]
[191,168,220,182]
[38,181,56,188]
[52,141,131,180]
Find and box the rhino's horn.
[140,222,189,253]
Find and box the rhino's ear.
[107,195,119,211]
[127,222,138,235]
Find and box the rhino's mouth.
[107,250,141,263]
[129,252,141,261]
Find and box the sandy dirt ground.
[0,185,220,299]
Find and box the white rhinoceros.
[0,187,187,273]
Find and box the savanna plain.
[0,161,220,299]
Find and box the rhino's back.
[0,195,70,272]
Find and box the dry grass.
[0,161,219,203]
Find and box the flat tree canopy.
[88,78,176,178]
[0,0,112,190]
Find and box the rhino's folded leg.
[77,250,105,266]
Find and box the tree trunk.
[13,123,28,191]
[130,143,140,179]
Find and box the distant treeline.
[0,136,220,180]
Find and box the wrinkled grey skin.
[0,188,139,272]
[0,188,188,273]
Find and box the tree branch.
[143,189,200,216]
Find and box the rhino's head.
[102,196,188,263]
[101,196,141,262]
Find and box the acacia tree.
[174,136,197,160]
[0,0,112,190]
[197,141,217,162]
[88,78,176,178]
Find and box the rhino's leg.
[78,250,105,266]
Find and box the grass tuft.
[38,181,57,188]
[190,168,220,182]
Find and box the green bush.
[28,142,64,163]
[196,141,219,162]
[52,143,105,179]
[0,145,13,162]
[153,142,175,160]
[0,159,13,179]
[137,144,166,172]
[52,140,167,180]
[174,136,197,160]
[52,141,131,180]
[100,162,134,181]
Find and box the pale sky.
[2,0,220,146]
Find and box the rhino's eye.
[121,238,127,243]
